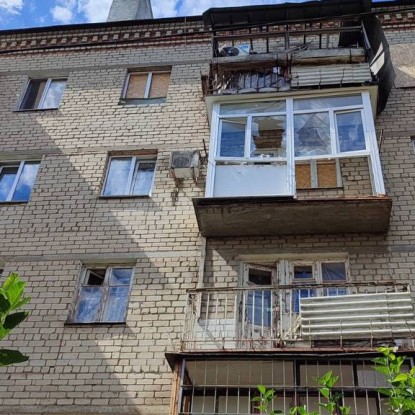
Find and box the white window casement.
[19,78,67,110]
[206,91,384,197]
[0,161,40,202]
[122,71,171,103]
[102,156,156,197]
[72,267,134,324]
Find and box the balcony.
[181,282,415,351]
[194,92,392,237]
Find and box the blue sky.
[0,0,390,31]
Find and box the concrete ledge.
[193,196,393,237]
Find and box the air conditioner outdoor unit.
[170,150,200,180]
[219,44,250,57]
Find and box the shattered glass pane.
[294,112,331,156]
[251,116,286,158]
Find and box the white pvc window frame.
[72,266,134,324]
[0,160,39,202]
[122,71,170,100]
[101,155,157,197]
[18,78,67,110]
[206,91,385,197]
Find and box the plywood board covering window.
[124,71,170,101]
[295,160,339,189]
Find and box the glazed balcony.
[194,92,392,237]
[181,282,415,351]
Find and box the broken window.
[20,78,67,110]
[72,267,133,323]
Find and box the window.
[72,267,134,323]
[102,156,156,197]
[122,71,170,103]
[0,161,40,202]
[207,92,383,197]
[19,78,67,110]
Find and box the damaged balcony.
[181,282,415,352]
[202,0,393,112]
[194,92,392,237]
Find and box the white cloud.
[152,0,177,18]
[52,5,74,23]
[0,0,23,15]
[78,0,112,23]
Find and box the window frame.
[18,77,67,111]
[0,160,40,202]
[71,266,134,324]
[121,70,171,103]
[206,91,385,197]
[101,155,157,198]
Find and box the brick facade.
[1,4,415,415]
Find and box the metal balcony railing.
[181,282,415,350]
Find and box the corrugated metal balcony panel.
[291,63,372,88]
[300,292,415,339]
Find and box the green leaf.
[251,396,262,402]
[4,311,29,330]
[0,349,28,366]
[0,292,10,314]
[378,388,393,397]
[320,386,330,399]
[258,385,266,395]
[392,374,408,383]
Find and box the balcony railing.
[181,282,415,351]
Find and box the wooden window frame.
[71,266,134,324]
[121,71,170,103]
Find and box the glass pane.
[294,112,331,157]
[322,262,346,281]
[219,118,246,157]
[86,269,106,286]
[103,157,133,196]
[248,268,272,286]
[74,286,102,323]
[20,79,47,110]
[41,80,66,109]
[103,286,129,322]
[110,268,133,285]
[0,166,18,201]
[294,265,313,280]
[251,116,286,158]
[131,161,155,195]
[11,162,40,201]
[220,101,285,115]
[293,288,316,313]
[336,111,366,152]
[247,290,271,326]
[294,95,362,111]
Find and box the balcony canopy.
[203,0,371,29]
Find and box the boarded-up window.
[124,71,170,100]
[296,160,339,189]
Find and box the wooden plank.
[169,360,182,415]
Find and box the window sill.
[13,108,60,113]
[99,195,151,200]
[0,200,29,205]
[64,322,126,327]
[119,98,167,106]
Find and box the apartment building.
[1,0,415,414]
